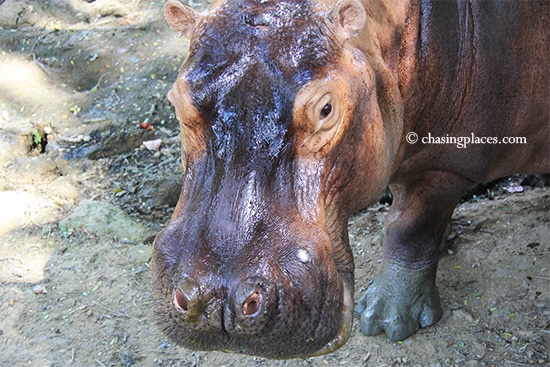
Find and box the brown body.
[152,0,549,358]
[356,0,549,340]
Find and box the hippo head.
[152,0,402,358]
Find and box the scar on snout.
[296,249,310,264]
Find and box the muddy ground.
[0,1,548,366]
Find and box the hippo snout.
[152,216,355,358]
[171,277,278,336]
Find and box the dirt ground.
[0,1,548,366]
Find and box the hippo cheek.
[219,263,354,358]
[304,258,355,357]
[310,279,354,356]
[254,228,355,357]
[238,242,355,358]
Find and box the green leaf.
[32,130,42,144]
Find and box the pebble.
[142,139,162,151]
[32,285,48,294]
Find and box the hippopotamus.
[151,0,549,358]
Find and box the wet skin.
[151,0,549,358]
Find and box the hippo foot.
[355,262,442,341]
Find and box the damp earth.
[0,1,548,366]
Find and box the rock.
[505,185,524,193]
[32,285,48,294]
[59,199,152,242]
[142,139,162,151]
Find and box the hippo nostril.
[242,292,260,316]
[173,288,188,312]
[226,279,275,333]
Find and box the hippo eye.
[320,103,332,119]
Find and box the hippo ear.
[330,0,367,40]
[164,0,199,38]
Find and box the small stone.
[506,185,524,193]
[143,139,162,151]
[32,285,48,294]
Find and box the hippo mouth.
[165,274,354,358]
[308,280,355,357]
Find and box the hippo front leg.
[356,172,471,341]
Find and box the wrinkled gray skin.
[152,0,549,358]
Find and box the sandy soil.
[0,1,548,366]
